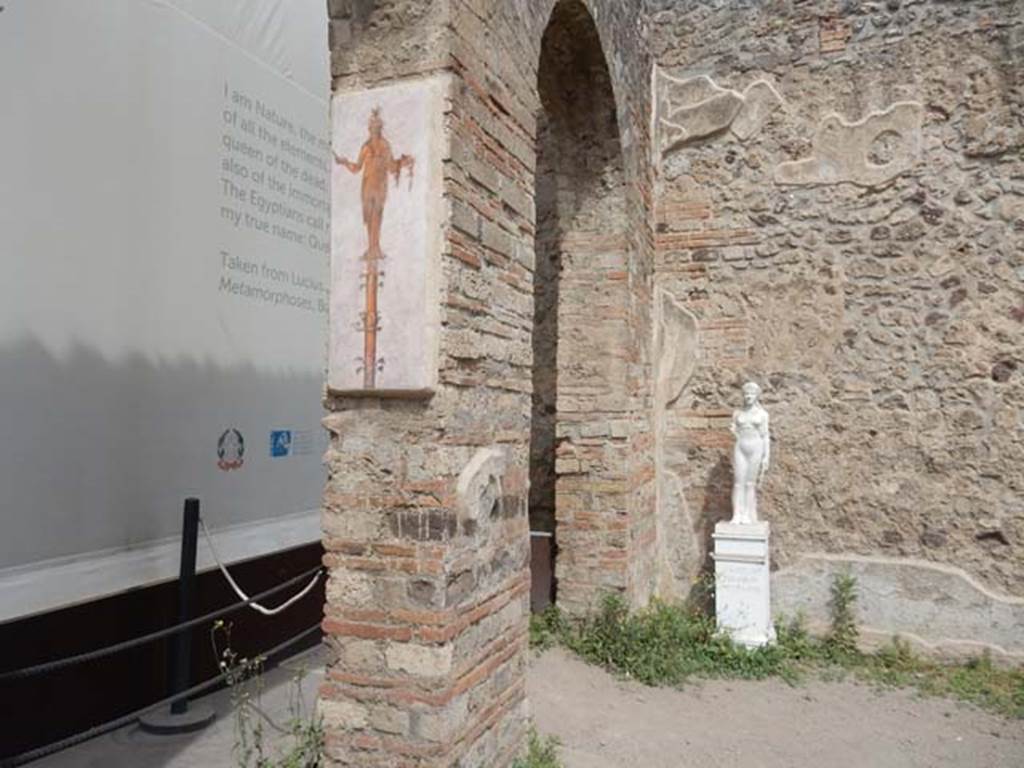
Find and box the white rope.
[200,518,321,617]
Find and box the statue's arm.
[729,410,738,437]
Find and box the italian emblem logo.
[217,428,245,471]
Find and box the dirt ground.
[527,648,1024,768]
[30,645,1024,767]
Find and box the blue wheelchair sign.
[270,430,292,458]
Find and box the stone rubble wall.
[648,0,1024,654]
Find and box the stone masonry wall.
[321,1,654,765]
[648,0,1024,656]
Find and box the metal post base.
[138,704,215,735]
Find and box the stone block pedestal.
[713,521,776,648]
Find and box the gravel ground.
[527,648,1024,768]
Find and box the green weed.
[530,576,1024,720]
[825,571,859,660]
[212,621,324,768]
[530,605,569,652]
[511,727,562,768]
[856,641,1024,718]
[538,593,807,686]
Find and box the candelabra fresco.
[328,77,446,396]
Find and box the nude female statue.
[730,381,770,524]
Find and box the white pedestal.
[713,521,776,648]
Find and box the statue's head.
[741,381,761,406]
[368,107,383,138]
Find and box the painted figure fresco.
[334,107,415,388]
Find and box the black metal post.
[169,497,200,714]
[139,497,214,733]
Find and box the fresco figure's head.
[741,381,761,407]
[368,107,384,138]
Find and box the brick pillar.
[321,3,533,762]
[320,424,530,767]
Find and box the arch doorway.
[529,0,632,615]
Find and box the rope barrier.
[200,518,322,617]
[0,564,323,683]
[0,623,322,768]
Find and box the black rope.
[0,565,323,683]
[0,622,322,768]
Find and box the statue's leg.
[745,445,764,523]
[732,448,747,523]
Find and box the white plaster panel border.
[772,552,1024,662]
[651,65,783,165]
[773,101,924,187]
[651,285,701,600]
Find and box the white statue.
[730,381,770,524]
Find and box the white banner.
[0,0,330,619]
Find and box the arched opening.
[530,0,629,613]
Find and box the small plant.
[685,571,716,616]
[552,593,803,686]
[826,571,859,659]
[211,621,324,768]
[858,641,1024,719]
[512,727,562,768]
[774,612,815,659]
[529,605,569,652]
